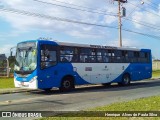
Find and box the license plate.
[21,82,25,86]
[20,82,29,87]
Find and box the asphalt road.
[0,79,160,112]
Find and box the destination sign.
[17,42,36,48]
[90,45,117,49]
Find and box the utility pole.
[118,0,122,47]
[113,0,127,47]
[6,58,9,77]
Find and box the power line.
[146,0,159,8]
[125,2,141,18]
[51,0,113,14]
[128,1,160,18]
[144,0,159,10]
[124,16,160,29]
[0,7,160,40]
[0,7,118,28]
[123,18,160,31]
[122,1,142,25]
[32,0,117,16]
[123,28,160,39]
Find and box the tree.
[8,56,15,73]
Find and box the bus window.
[71,48,79,62]
[145,52,150,63]
[97,49,103,62]
[128,51,134,63]
[97,49,110,63]
[133,51,139,63]
[40,45,57,69]
[107,50,112,62]
[80,48,91,63]
[122,51,128,63]
[60,46,78,63]
[113,50,122,63]
[80,55,88,62]
[139,52,150,63]
[89,49,96,62]
[80,48,96,63]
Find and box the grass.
[39,96,160,120]
[91,96,160,111]
[0,77,14,89]
[152,70,160,78]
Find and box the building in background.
[152,60,160,71]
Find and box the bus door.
[39,44,57,88]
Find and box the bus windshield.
[14,42,37,74]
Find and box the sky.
[0,0,160,59]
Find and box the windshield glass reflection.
[14,42,37,74]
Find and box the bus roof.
[19,39,151,52]
[56,41,150,52]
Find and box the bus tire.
[59,76,74,92]
[44,88,52,93]
[118,73,130,86]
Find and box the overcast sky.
[0,0,160,59]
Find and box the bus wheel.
[44,88,52,93]
[119,74,130,86]
[59,77,74,92]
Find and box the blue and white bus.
[14,39,152,91]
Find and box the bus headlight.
[30,76,38,83]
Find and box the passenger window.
[60,46,76,62]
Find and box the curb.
[0,89,36,95]
[151,78,160,80]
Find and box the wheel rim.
[124,75,129,84]
[63,80,71,88]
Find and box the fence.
[0,58,10,77]
[0,67,7,76]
